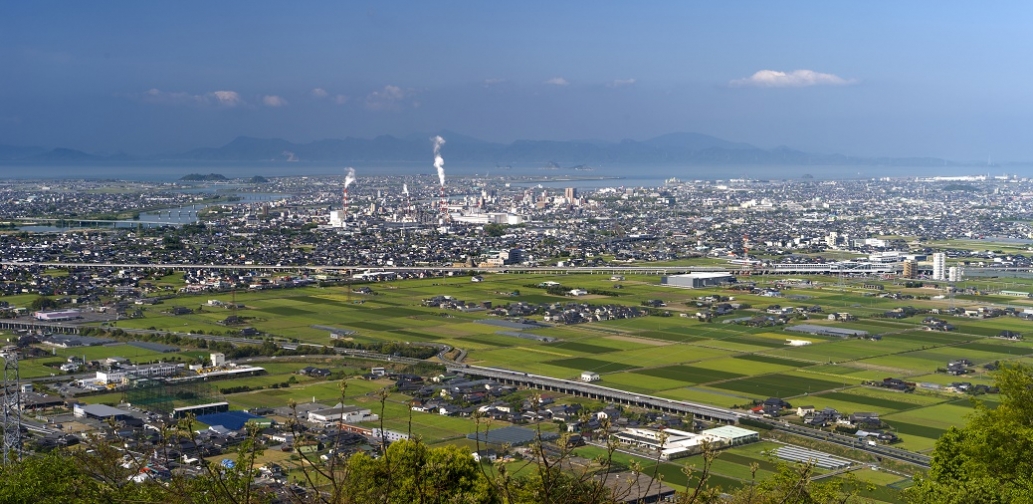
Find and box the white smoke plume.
[403,183,409,195]
[432,136,446,186]
[344,167,356,188]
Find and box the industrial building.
[95,362,184,385]
[785,324,869,338]
[73,403,134,421]
[34,309,80,321]
[661,272,736,289]
[307,404,378,424]
[614,425,758,460]
[580,371,601,382]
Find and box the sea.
[0,160,1015,186]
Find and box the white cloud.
[365,85,408,110]
[210,90,244,106]
[138,88,208,105]
[730,69,855,88]
[262,95,288,107]
[311,88,347,104]
[544,77,569,86]
[135,88,246,107]
[609,78,636,88]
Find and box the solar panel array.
[775,446,852,470]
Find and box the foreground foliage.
[905,363,1033,503]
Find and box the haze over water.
[0,162,1007,184]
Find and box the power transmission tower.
[1,351,21,465]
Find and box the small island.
[180,173,228,181]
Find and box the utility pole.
[1,351,22,465]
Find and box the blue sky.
[1,1,1031,160]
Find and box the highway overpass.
[449,364,740,423]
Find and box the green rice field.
[13,268,1026,475]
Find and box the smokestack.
[432,136,447,217]
[402,183,411,220]
[343,167,356,222]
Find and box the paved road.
[0,261,717,274]
[756,419,931,468]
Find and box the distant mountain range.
[0,132,954,167]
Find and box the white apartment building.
[932,253,947,280]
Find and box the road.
[0,261,721,275]
[752,419,931,468]
[448,364,932,468]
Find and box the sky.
[1,1,1032,161]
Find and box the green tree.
[726,462,865,504]
[0,452,96,503]
[483,223,508,237]
[906,362,1033,503]
[29,295,59,311]
[342,439,496,504]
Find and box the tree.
[342,439,496,504]
[0,452,95,503]
[726,462,866,504]
[29,295,59,311]
[906,362,1033,503]
[483,223,508,237]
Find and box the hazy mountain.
[29,148,103,161]
[641,132,756,151]
[169,133,951,166]
[0,144,47,161]
[0,132,956,167]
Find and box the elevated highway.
[449,364,740,423]
[0,261,723,275]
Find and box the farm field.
[35,270,1032,461]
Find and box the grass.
[635,365,744,384]
[256,306,314,317]
[812,392,918,412]
[545,341,618,354]
[39,272,1022,440]
[733,354,810,367]
[886,420,948,440]
[545,357,637,374]
[710,373,848,398]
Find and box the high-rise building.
[932,252,947,280]
[948,266,962,282]
[564,187,578,200]
[902,260,917,279]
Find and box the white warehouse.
[661,272,736,289]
